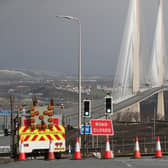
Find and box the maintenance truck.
[16,100,65,159]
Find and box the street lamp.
[56,15,82,136]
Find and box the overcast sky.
[0,0,167,76]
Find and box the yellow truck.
[18,103,65,158]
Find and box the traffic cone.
[18,139,26,161]
[74,137,81,159]
[48,140,55,160]
[134,137,141,158]
[104,136,112,159]
[155,136,162,158]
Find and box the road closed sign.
[90,120,114,135]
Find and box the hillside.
[0,70,32,81]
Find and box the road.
[113,86,163,112]
[1,157,168,168]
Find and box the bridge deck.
[113,86,164,112]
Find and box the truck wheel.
[44,153,48,160]
[54,152,62,159]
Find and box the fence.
[0,114,10,134]
[66,131,168,156]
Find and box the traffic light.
[83,100,91,117]
[105,96,113,114]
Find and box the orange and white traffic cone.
[104,136,112,159]
[155,136,162,158]
[134,137,141,159]
[74,137,81,159]
[48,140,55,160]
[18,139,26,161]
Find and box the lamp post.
[56,15,82,141]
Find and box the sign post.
[83,99,91,157]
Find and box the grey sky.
[0,0,167,76]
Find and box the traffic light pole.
[83,116,86,157]
[10,95,15,158]
[83,99,91,157]
[105,114,108,120]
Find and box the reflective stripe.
[24,135,30,141]
[54,135,61,140]
[46,135,52,140]
[22,126,29,133]
[32,135,38,141]
[19,125,65,142]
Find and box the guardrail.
[0,115,11,133]
[0,146,10,156]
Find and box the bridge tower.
[132,0,140,121]
[113,0,166,122]
[112,0,141,122]
[155,0,165,120]
[132,0,140,94]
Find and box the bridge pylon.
[112,0,141,122]
[155,0,165,120]
[157,91,165,120]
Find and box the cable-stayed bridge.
[82,0,167,123]
[110,0,167,121]
[59,0,168,127]
[64,0,168,126]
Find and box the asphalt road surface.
[1,157,168,168]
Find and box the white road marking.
[126,163,132,168]
[120,160,133,168]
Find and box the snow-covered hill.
[0,70,32,81]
